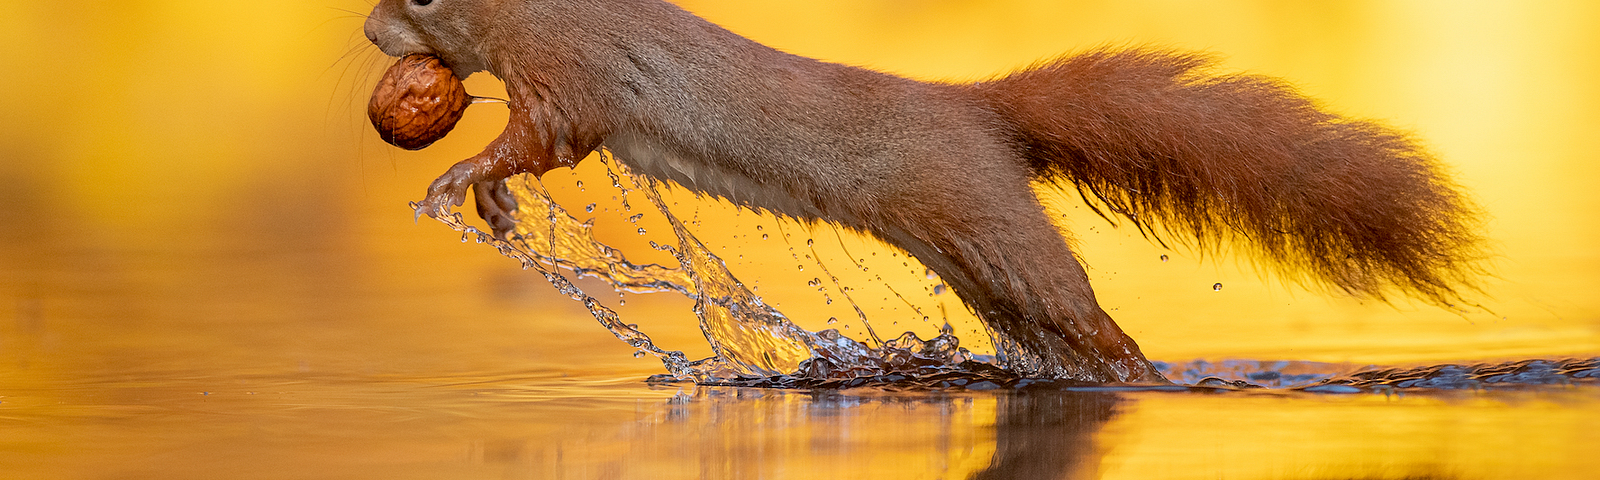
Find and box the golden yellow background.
[2,2,1599,478]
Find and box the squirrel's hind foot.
[472,179,519,239]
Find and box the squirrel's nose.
[362,15,382,46]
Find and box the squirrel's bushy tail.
[974,48,1486,305]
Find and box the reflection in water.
[652,387,1126,480]
[459,377,1125,479]
[971,391,1121,480]
[636,386,1003,478]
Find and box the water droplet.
[585,203,596,213]
[633,351,646,358]
[806,239,814,246]
[461,233,470,243]
[796,265,804,271]
[637,228,647,235]
[807,278,821,287]
[619,298,627,306]
[576,180,584,190]
[1160,254,1169,262]
[824,295,833,305]
[1213,283,1223,291]
[628,213,644,223]
[761,234,769,240]
[933,284,946,295]
[925,268,937,280]
[827,317,838,325]
[755,225,764,231]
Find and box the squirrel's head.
[364,0,493,78]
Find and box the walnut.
[368,54,470,150]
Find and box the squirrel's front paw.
[414,162,478,220]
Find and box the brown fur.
[364,0,1485,382]
[977,50,1485,306]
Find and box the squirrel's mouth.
[407,48,485,82]
[367,37,433,63]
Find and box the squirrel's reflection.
[971,391,1121,480]
[648,385,1121,480]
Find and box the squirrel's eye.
[412,0,433,6]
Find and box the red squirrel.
[363,0,1485,382]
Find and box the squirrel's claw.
[414,160,479,220]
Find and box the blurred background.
[4,1,1599,478]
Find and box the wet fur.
[365,0,1484,382]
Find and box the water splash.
[423,153,971,383]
